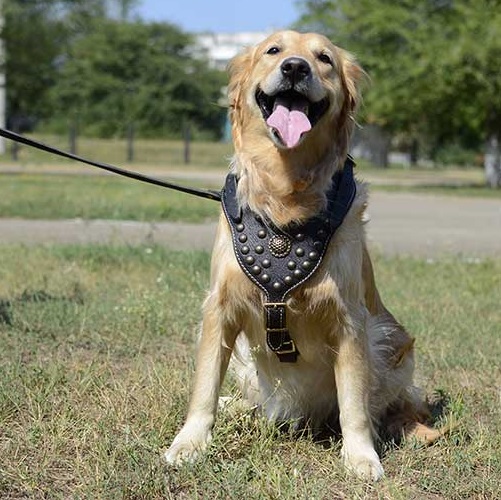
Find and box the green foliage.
[298,0,501,154]
[2,0,69,121]
[1,1,227,138]
[47,20,226,138]
[434,142,481,168]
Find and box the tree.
[47,20,226,138]
[1,1,225,139]
[1,0,111,128]
[298,0,501,184]
[2,0,65,127]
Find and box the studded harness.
[221,157,357,363]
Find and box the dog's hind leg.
[164,292,238,465]
[362,247,447,444]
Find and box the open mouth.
[255,88,329,148]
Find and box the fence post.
[127,122,134,162]
[11,122,19,161]
[183,122,191,164]
[69,121,77,155]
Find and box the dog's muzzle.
[255,58,330,149]
[255,57,329,148]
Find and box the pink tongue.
[266,104,311,148]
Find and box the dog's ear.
[227,47,255,150]
[333,49,366,156]
[339,49,365,113]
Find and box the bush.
[434,143,481,168]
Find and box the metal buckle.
[271,338,297,355]
[264,302,298,356]
[263,302,287,330]
[263,302,287,310]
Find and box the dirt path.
[1,192,499,257]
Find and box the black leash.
[0,128,222,202]
[2,126,359,363]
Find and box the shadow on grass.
[0,286,84,326]
[266,389,452,455]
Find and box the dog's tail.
[382,392,452,445]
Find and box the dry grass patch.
[0,246,499,498]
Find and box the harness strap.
[222,157,357,363]
[0,128,222,202]
[264,303,298,363]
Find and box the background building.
[195,31,271,70]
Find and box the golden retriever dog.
[165,30,437,480]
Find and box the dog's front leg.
[164,295,237,465]
[335,316,384,481]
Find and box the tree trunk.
[410,138,419,167]
[354,124,391,168]
[485,134,501,188]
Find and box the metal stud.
[261,273,270,283]
[302,260,312,270]
[284,275,293,285]
[251,265,261,275]
[313,240,323,251]
[295,247,305,257]
[236,223,245,232]
[262,259,271,268]
[241,245,250,255]
[295,233,305,241]
[317,229,326,238]
[287,261,296,270]
[293,269,303,278]
[255,245,264,254]
[269,235,292,258]
[308,251,319,260]
[238,234,248,243]
[245,255,255,265]
[257,229,267,239]
[272,281,282,290]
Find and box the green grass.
[0,168,498,223]
[0,174,221,222]
[0,245,500,498]
[373,182,501,199]
[0,135,498,223]
[1,135,233,170]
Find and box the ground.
[1,190,499,257]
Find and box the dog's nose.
[280,57,311,82]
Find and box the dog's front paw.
[164,425,212,465]
[341,444,384,481]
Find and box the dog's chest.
[220,161,360,362]
[221,161,356,308]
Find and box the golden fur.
[165,31,437,480]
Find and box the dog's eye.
[266,46,281,55]
[318,53,333,65]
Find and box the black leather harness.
[221,157,357,363]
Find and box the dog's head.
[228,30,363,160]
